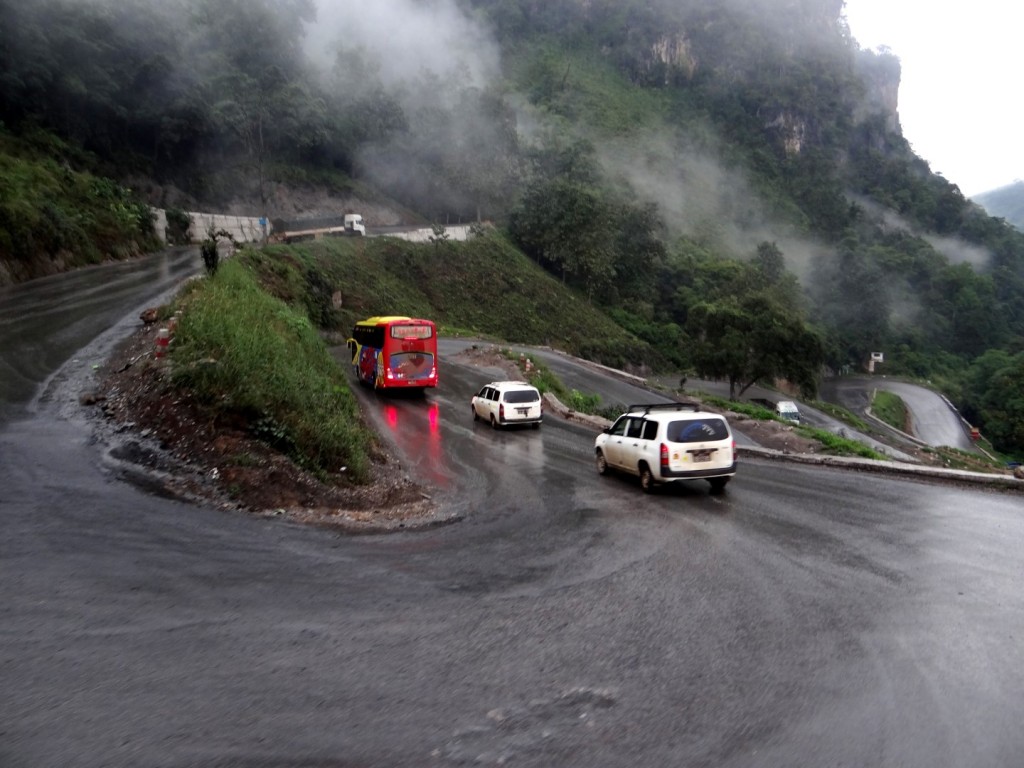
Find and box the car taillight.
[732,439,737,459]
[660,442,669,468]
[499,403,505,421]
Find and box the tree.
[508,177,617,300]
[962,349,1024,456]
[686,294,824,399]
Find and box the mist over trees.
[1,0,1023,455]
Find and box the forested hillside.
[1,0,1021,456]
[975,182,1024,232]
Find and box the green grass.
[923,445,1015,474]
[808,399,871,432]
[506,42,672,137]
[168,259,372,481]
[246,231,662,370]
[795,427,887,460]
[872,390,909,432]
[702,395,776,421]
[0,127,159,281]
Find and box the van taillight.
[660,443,669,468]
[499,403,505,421]
[732,439,737,459]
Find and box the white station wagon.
[472,381,543,429]
[595,403,736,493]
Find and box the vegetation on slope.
[871,390,909,433]
[245,231,661,371]
[974,182,1024,232]
[0,129,158,284]
[169,258,372,481]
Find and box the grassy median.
[168,259,371,481]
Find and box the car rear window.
[503,389,540,404]
[666,418,730,443]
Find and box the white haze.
[595,129,828,280]
[306,0,500,93]
[856,196,992,268]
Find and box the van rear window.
[667,418,730,443]
[503,389,540,404]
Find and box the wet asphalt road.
[2,259,1024,767]
[821,376,975,452]
[0,248,199,423]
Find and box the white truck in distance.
[270,213,365,243]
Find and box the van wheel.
[490,415,499,429]
[472,406,479,422]
[708,477,729,492]
[640,466,655,493]
[596,450,609,475]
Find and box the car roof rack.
[627,402,701,414]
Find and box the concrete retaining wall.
[151,208,266,244]
[376,225,474,243]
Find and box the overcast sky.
[843,0,1022,197]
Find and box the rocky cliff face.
[648,34,698,83]
[621,0,903,151]
[855,48,902,133]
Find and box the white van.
[595,403,737,493]
[775,401,801,423]
[471,381,543,428]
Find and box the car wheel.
[596,450,609,475]
[532,422,540,430]
[472,406,479,422]
[708,477,730,492]
[640,465,655,493]
[490,415,499,429]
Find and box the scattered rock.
[139,307,159,324]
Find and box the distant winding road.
[821,375,975,451]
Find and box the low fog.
[857,196,992,268]
[306,0,500,95]
[595,128,829,279]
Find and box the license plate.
[517,408,529,415]
[691,450,712,463]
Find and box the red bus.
[347,316,438,390]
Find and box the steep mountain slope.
[974,182,1024,231]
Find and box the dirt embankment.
[87,319,450,533]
